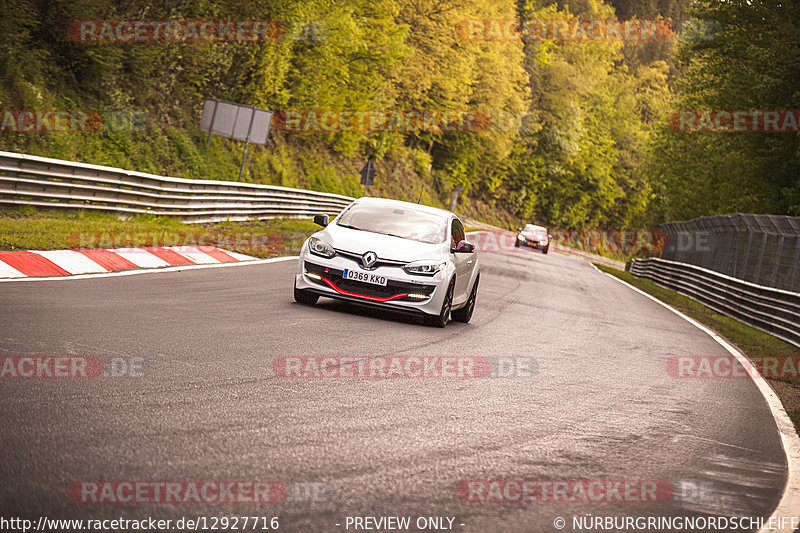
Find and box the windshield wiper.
[337,226,421,241]
[374,231,408,239]
[336,223,365,231]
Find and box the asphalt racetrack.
[0,248,787,532]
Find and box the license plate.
[343,268,387,286]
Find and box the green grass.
[0,206,319,258]
[596,264,800,430]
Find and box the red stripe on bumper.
[319,276,409,302]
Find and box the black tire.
[542,245,549,254]
[294,283,319,305]
[451,275,479,323]
[514,238,520,248]
[426,279,454,328]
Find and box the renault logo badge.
[361,251,377,268]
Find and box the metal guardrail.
[0,151,626,271]
[628,257,800,348]
[0,151,354,223]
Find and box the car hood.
[317,223,448,262]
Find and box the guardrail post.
[772,233,784,288]
[728,214,741,278]
[742,222,755,283]
[753,233,768,284]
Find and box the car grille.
[333,249,407,270]
[304,261,435,300]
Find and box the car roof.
[351,197,454,219]
[523,224,547,231]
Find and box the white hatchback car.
[294,197,480,327]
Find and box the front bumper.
[295,253,447,316]
[520,239,547,249]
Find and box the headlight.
[308,237,336,258]
[403,260,446,276]
[518,235,526,241]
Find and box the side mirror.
[313,214,329,227]
[548,234,553,239]
[453,240,475,253]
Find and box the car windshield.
[524,224,547,236]
[336,203,447,244]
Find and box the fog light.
[407,293,428,300]
[307,272,321,280]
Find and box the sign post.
[200,98,273,181]
[238,141,250,181]
[237,108,257,181]
[360,159,376,196]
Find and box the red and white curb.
[0,246,259,280]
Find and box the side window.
[451,218,465,247]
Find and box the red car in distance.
[514,224,551,254]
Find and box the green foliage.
[6,0,778,231]
[488,0,674,229]
[647,0,800,220]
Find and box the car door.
[450,218,473,303]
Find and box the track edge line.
[598,267,800,532]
